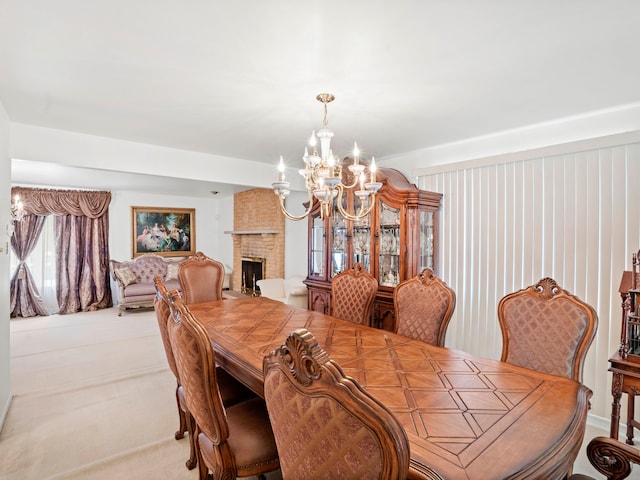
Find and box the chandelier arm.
[276,191,314,221]
[343,174,360,190]
[335,194,376,221]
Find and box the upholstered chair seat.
[331,263,378,325]
[393,268,456,346]
[197,397,279,478]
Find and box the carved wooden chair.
[393,268,456,346]
[263,328,413,479]
[153,276,255,471]
[167,291,279,480]
[331,263,378,325]
[497,277,598,383]
[568,436,640,480]
[178,251,225,304]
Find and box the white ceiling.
[2,1,640,196]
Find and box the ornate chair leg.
[175,385,187,440]
[186,410,198,470]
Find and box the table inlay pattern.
[187,297,590,480]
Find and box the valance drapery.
[12,187,111,218]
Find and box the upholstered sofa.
[256,276,308,309]
[110,254,186,315]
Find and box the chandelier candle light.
[272,93,382,221]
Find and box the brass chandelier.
[272,93,382,221]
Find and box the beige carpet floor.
[1,305,610,479]
[1,306,281,480]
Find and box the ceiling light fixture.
[272,93,382,221]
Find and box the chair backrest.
[178,251,225,304]
[166,291,231,458]
[331,263,378,325]
[263,328,410,479]
[497,277,598,382]
[153,275,180,381]
[393,268,456,346]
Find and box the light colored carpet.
[1,307,281,480]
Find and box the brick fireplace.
[227,188,285,293]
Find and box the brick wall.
[231,188,285,292]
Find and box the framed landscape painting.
[131,206,195,257]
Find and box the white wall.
[414,131,640,430]
[284,191,310,279]
[109,191,225,262]
[0,100,11,430]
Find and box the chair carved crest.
[331,263,378,325]
[263,328,410,479]
[393,268,456,346]
[498,277,598,382]
[178,251,225,304]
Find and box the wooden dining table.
[187,296,591,480]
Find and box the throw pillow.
[115,267,138,287]
[166,263,179,281]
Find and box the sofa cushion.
[114,266,137,287]
[166,263,179,281]
[289,286,307,296]
[165,279,181,292]
[123,282,156,297]
[130,255,168,283]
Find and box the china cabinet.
[304,165,442,331]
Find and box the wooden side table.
[609,352,640,444]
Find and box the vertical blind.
[417,141,640,421]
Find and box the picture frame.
[131,206,195,257]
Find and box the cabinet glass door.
[310,214,325,277]
[352,194,371,272]
[330,200,347,278]
[419,210,434,270]
[378,201,400,287]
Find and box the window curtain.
[10,187,113,316]
[10,214,49,318]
